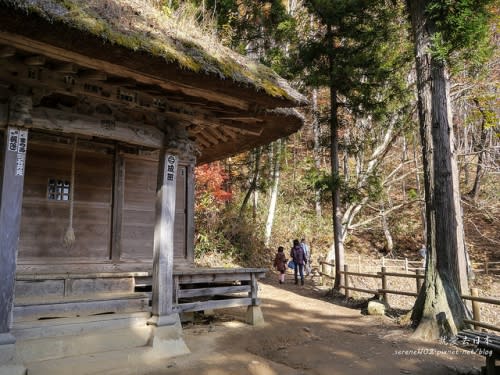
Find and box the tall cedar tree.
[406,0,494,339]
[297,0,410,289]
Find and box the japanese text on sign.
[166,155,177,184]
[8,128,19,152]
[8,128,28,176]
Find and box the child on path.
[273,246,287,284]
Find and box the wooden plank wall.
[120,156,189,262]
[174,164,187,260]
[120,155,157,260]
[18,134,192,266]
[19,139,113,258]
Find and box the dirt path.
[138,273,485,375]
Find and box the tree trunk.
[381,203,394,255]
[401,137,407,201]
[463,123,470,186]
[239,147,261,218]
[252,188,258,221]
[312,88,322,220]
[264,139,282,246]
[467,99,488,200]
[327,25,344,290]
[412,134,426,243]
[407,0,470,340]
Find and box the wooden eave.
[0,8,305,164]
[0,8,304,110]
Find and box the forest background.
[159,0,499,271]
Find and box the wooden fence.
[343,255,500,274]
[471,261,500,275]
[319,261,500,332]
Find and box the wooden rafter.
[0,45,15,58]
[0,33,251,111]
[195,133,212,148]
[24,55,45,66]
[205,127,228,143]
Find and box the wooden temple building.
[0,1,305,373]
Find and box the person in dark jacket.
[273,246,287,284]
[290,239,306,285]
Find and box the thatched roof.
[0,0,306,107]
[0,0,306,163]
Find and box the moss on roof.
[1,0,305,104]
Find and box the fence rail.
[471,261,500,274]
[319,261,500,332]
[341,255,500,274]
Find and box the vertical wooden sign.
[0,126,28,333]
[152,152,178,321]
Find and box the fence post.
[416,269,423,293]
[470,288,481,330]
[485,261,489,275]
[330,262,334,285]
[381,266,388,303]
[321,261,326,286]
[404,257,408,273]
[382,257,385,268]
[344,264,350,299]
[358,255,361,273]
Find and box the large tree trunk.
[413,134,426,243]
[312,88,322,220]
[264,140,282,246]
[407,0,470,340]
[328,24,344,290]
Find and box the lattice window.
[47,179,71,201]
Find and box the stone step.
[25,346,172,375]
[15,321,152,363]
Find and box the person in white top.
[419,244,427,267]
[300,238,311,276]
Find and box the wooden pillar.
[151,150,178,324]
[148,124,191,357]
[470,288,481,330]
[0,96,31,372]
[246,273,264,326]
[381,266,388,304]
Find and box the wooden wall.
[17,134,192,267]
[19,138,113,259]
[120,155,157,260]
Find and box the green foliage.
[408,189,418,200]
[427,0,495,66]
[293,0,413,118]
[468,95,500,130]
[304,167,332,192]
[365,173,384,201]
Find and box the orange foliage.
[195,162,232,203]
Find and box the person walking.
[290,239,306,285]
[419,244,427,267]
[300,238,311,276]
[273,246,288,284]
